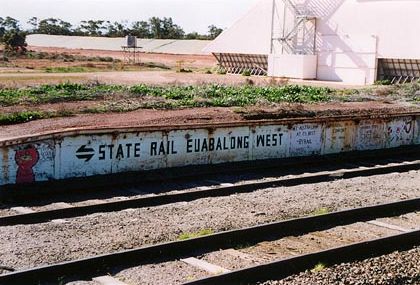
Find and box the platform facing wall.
[1,114,419,187]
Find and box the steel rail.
[1,160,419,227]
[0,198,419,284]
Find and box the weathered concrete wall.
[27,34,211,55]
[206,0,420,85]
[1,114,419,186]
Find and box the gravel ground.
[242,221,400,262]
[0,170,419,274]
[115,260,209,285]
[110,213,419,285]
[262,247,420,285]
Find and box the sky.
[0,0,260,33]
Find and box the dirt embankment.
[1,102,417,142]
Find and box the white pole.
[270,0,275,54]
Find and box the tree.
[185,32,200,40]
[27,17,39,33]
[185,32,207,40]
[130,21,151,38]
[1,16,222,41]
[148,17,184,39]
[208,25,223,40]
[0,17,4,39]
[37,18,72,35]
[3,30,27,53]
[106,21,129,37]
[78,20,107,36]
[162,17,184,39]
[0,16,26,54]
[149,17,163,39]
[0,16,19,31]
[0,16,20,39]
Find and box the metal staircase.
[272,0,317,55]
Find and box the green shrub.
[374,79,392,85]
[241,69,251,77]
[0,111,46,125]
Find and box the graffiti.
[404,120,413,134]
[387,126,399,143]
[386,119,414,146]
[15,145,39,184]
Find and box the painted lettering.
[98,143,141,160]
[134,143,141,157]
[99,145,106,160]
[186,136,250,153]
[256,133,283,147]
[150,140,177,156]
[116,144,124,159]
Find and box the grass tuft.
[311,207,330,216]
[177,229,214,241]
[0,111,48,125]
[311,262,327,273]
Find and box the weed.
[234,243,252,250]
[245,78,255,85]
[241,69,251,77]
[1,83,332,107]
[83,106,108,114]
[311,207,330,216]
[311,262,327,273]
[99,56,114,62]
[26,51,121,63]
[413,92,420,102]
[178,68,193,73]
[142,62,171,70]
[185,276,195,281]
[374,79,392,85]
[45,66,90,73]
[217,68,227,75]
[177,229,214,240]
[0,111,47,125]
[0,83,334,124]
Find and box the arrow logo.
[76,145,95,162]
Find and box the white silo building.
[204,0,420,85]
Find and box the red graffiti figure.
[15,146,39,184]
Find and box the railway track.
[1,155,419,227]
[1,148,419,284]
[0,198,419,284]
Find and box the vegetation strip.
[184,230,420,285]
[0,82,332,106]
[0,198,419,284]
[1,160,419,227]
[1,81,419,125]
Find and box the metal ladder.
[275,0,316,55]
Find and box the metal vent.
[214,53,268,76]
[377,58,420,84]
